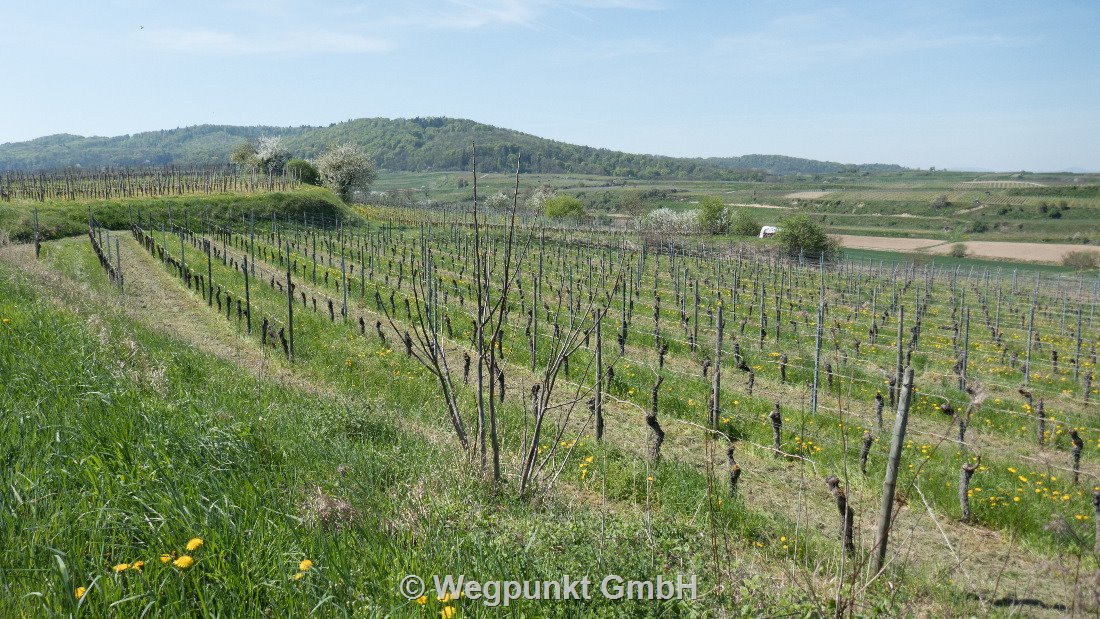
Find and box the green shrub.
[697,195,729,234]
[544,195,587,220]
[730,209,761,236]
[1063,250,1100,270]
[774,214,839,260]
[949,243,968,258]
[286,158,320,185]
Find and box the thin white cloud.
[428,0,661,30]
[713,14,1024,73]
[135,28,391,54]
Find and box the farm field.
[3,182,1100,616]
[372,169,1100,246]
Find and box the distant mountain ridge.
[0,117,905,178]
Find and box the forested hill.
[0,117,904,178]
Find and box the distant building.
[758,225,780,238]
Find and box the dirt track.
[836,234,1098,264]
[834,234,943,252]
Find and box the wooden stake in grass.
[243,256,251,334]
[959,457,980,522]
[1071,430,1084,484]
[727,444,741,494]
[595,308,604,441]
[647,375,665,463]
[860,431,874,474]
[33,207,41,259]
[285,243,294,361]
[769,401,782,458]
[710,297,723,430]
[825,475,855,554]
[1036,397,1046,446]
[875,365,915,573]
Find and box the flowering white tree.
[640,208,700,234]
[315,143,377,202]
[255,136,291,175]
[524,185,555,212]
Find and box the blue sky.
[1,0,1097,171]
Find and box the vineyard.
[3,183,1100,616]
[0,166,300,202]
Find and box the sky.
[1,0,1097,171]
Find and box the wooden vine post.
[595,307,604,441]
[874,365,915,573]
[33,207,41,259]
[286,242,294,361]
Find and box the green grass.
[2,239,922,617]
[0,185,348,243]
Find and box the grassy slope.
[0,238,870,617]
[0,185,348,243]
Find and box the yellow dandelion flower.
[1013,496,1020,502]
[299,559,313,572]
[173,555,195,569]
[416,595,428,605]
[186,538,203,551]
[113,563,130,573]
[160,554,172,563]
[441,606,456,619]
[132,561,144,571]
[75,587,86,600]
[293,572,304,581]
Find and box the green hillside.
[0,117,904,178]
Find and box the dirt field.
[786,190,831,199]
[834,234,943,252]
[836,233,1097,264]
[925,240,1097,263]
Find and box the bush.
[948,243,968,258]
[1063,250,1100,270]
[966,221,989,233]
[544,195,587,220]
[730,209,761,236]
[639,208,699,235]
[697,196,729,234]
[286,159,320,185]
[774,214,838,261]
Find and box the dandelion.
[416,595,428,605]
[132,561,144,571]
[186,538,204,551]
[160,554,172,564]
[173,555,195,569]
[293,572,304,581]
[75,587,86,599]
[441,606,456,619]
[113,563,130,573]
